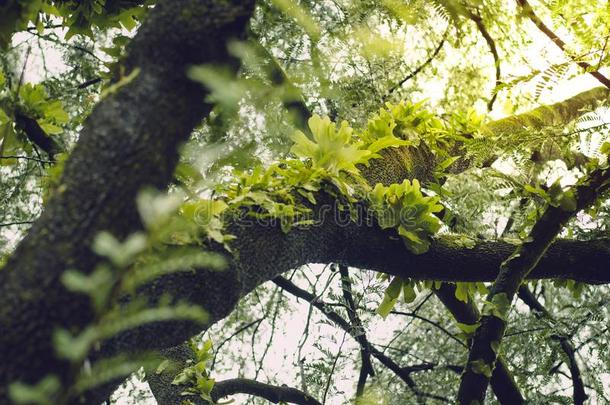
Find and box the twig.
[385,29,448,99]
[211,317,264,369]
[273,276,448,403]
[28,31,103,62]
[77,77,103,90]
[463,8,502,111]
[0,155,52,164]
[0,220,34,227]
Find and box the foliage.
[0,0,153,48]
[171,339,216,402]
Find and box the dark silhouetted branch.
[433,283,525,404]
[338,265,375,397]
[211,378,322,405]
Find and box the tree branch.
[211,378,322,405]
[252,40,312,137]
[338,265,375,397]
[433,283,525,404]
[516,0,610,89]
[14,112,63,160]
[0,0,255,400]
[273,276,451,403]
[458,164,610,403]
[518,286,586,404]
[462,8,501,111]
[384,29,447,99]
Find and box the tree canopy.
[1,0,610,404]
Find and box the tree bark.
[0,0,254,400]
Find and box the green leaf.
[61,266,114,312]
[456,322,479,335]
[402,280,417,303]
[9,376,60,405]
[377,276,403,318]
[74,354,161,394]
[39,121,63,135]
[398,227,430,254]
[491,293,511,318]
[118,11,138,31]
[454,282,470,303]
[470,359,493,378]
[437,156,460,172]
[93,231,148,268]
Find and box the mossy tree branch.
[0,0,255,400]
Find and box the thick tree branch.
[517,286,586,404]
[458,165,610,403]
[0,0,255,400]
[482,86,609,138]
[516,0,610,89]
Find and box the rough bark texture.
[0,0,254,400]
[1,1,610,403]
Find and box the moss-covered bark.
[0,0,254,400]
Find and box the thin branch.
[0,220,34,227]
[516,0,610,89]
[518,286,586,404]
[321,329,347,404]
[251,39,312,137]
[390,310,466,348]
[385,29,447,99]
[273,276,448,403]
[211,378,322,405]
[463,8,501,111]
[211,318,264,369]
[28,31,103,62]
[0,155,52,163]
[76,77,103,90]
[338,265,375,397]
